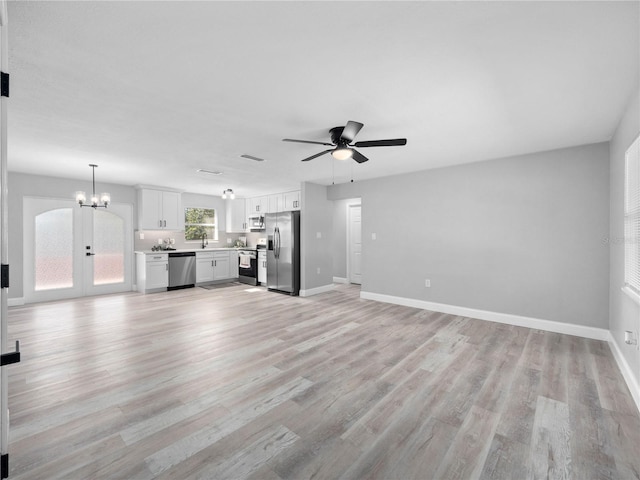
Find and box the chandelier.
[75,164,110,208]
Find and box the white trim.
[333,277,348,284]
[300,284,334,297]
[622,285,640,305]
[7,298,24,307]
[360,291,609,341]
[608,332,640,413]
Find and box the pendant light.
[75,164,110,208]
[222,188,235,200]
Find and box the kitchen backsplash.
[134,230,264,251]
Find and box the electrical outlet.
[317,232,322,239]
[139,232,145,240]
[425,279,431,288]
[372,233,377,240]
[624,331,638,346]
[317,267,321,274]
[227,238,232,244]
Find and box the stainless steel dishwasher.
[168,251,196,290]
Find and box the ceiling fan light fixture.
[332,147,353,161]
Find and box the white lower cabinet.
[140,249,237,291]
[229,251,239,278]
[258,250,266,284]
[196,250,238,284]
[213,251,230,280]
[196,252,215,283]
[136,253,168,293]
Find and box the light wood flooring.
[6,283,640,479]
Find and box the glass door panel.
[93,210,125,285]
[34,208,74,291]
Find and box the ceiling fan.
[283,121,407,163]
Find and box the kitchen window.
[184,207,217,242]
[624,134,640,303]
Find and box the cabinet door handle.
[159,220,162,228]
[214,260,217,267]
[163,220,166,227]
[211,260,214,267]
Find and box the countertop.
[135,247,249,254]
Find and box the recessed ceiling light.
[240,154,265,162]
[197,169,223,175]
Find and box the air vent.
[240,154,265,162]
[197,169,223,176]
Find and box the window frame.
[623,133,640,304]
[183,206,218,243]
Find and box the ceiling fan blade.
[354,138,407,148]
[351,149,369,163]
[283,138,334,146]
[301,149,332,162]
[340,121,364,143]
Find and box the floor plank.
[6,283,639,479]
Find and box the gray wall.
[609,87,640,387]
[8,172,138,299]
[300,182,333,292]
[328,142,610,329]
[332,199,348,279]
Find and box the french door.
[23,197,133,303]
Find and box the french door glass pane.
[93,210,125,285]
[35,208,73,291]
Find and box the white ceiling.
[7,1,639,198]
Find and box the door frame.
[346,199,362,285]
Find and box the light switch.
[317,232,322,239]
[372,233,377,240]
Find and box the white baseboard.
[300,284,334,297]
[8,297,25,307]
[607,333,640,413]
[360,291,610,341]
[332,277,348,284]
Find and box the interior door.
[24,197,132,303]
[349,204,362,285]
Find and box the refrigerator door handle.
[275,227,280,258]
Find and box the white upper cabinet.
[248,196,268,215]
[283,191,301,211]
[268,193,283,213]
[225,198,247,233]
[246,190,301,215]
[137,187,182,230]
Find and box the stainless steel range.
[238,248,258,285]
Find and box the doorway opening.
[347,202,362,285]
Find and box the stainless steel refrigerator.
[266,211,300,295]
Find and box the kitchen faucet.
[201,232,208,249]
